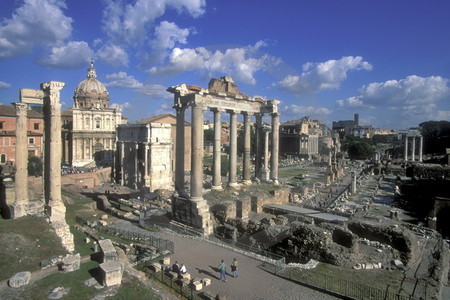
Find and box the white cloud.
[0,81,11,89]
[96,44,129,67]
[111,102,132,110]
[0,0,72,59]
[102,0,205,46]
[137,84,172,99]
[150,42,281,84]
[37,41,94,69]
[276,56,372,95]
[148,21,190,62]
[281,104,331,119]
[105,72,144,88]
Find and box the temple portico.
[168,77,281,234]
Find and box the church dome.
[73,61,110,109]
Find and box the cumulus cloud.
[102,0,205,46]
[37,41,94,69]
[105,72,144,88]
[149,42,281,84]
[281,104,332,120]
[0,81,11,89]
[276,56,372,95]
[96,44,129,67]
[0,0,72,59]
[337,75,450,110]
[148,21,190,62]
[111,101,132,110]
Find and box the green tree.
[28,156,43,176]
[347,140,374,160]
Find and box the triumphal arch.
[167,77,280,235]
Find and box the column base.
[241,180,252,185]
[211,185,223,190]
[190,196,204,202]
[227,182,239,188]
[10,201,45,219]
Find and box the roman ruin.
[167,77,280,234]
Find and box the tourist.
[172,261,180,274]
[179,263,187,274]
[231,258,238,278]
[218,259,227,282]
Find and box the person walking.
[218,259,227,282]
[231,258,238,278]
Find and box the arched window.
[0,154,6,164]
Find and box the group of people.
[218,258,238,282]
[171,261,187,279]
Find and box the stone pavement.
[165,233,340,299]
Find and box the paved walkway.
[163,233,340,299]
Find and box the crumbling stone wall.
[347,220,418,264]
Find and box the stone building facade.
[115,123,173,191]
[0,104,44,164]
[61,62,124,167]
[138,114,191,172]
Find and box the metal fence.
[276,267,417,300]
[76,216,174,253]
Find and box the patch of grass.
[111,279,161,300]
[71,227,95,257]
[282,262,404,296]
[0,216,67,281]
[278,168,312,179]
[13,260,99,300]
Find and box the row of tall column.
[404,136,423,162]
[175,103,280,201]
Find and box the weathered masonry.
[167,77,281,234]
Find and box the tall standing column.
[175,105,186,196]
[211,108,223,190]
[242,112,252,185]
[419,136,423,162]
[254,113,263,178]
[191,103,205,201]
[270,112,280,184]
[42,81,64,218]
[404,136,408,161]
[134,142,139,189]
[262,128,270,181]
[120,142,125,185]
[144,144,150,187]
[411,137,416,161]
[11,103,29,218]
[228,110,239,187]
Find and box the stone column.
[404,136,408,161]
[134,142,139,189]
[228,109,239,187]
[254,113,263,178]
[175,105,186,196]
[419,136,423,162]
[411,137,416,162]
[144,144,150,187]
[262,128,270,181]
[351,171,357,194]
[42,81,74,252]
[120,142,125,185]
[242,112,252,185]
[190,103,205,201]
[11,103,29,218]
[211,108,223,190]
[270,112,280,184]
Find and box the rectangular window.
[34,123,39,130]
[0,122,3,129]
[29,137,34,144]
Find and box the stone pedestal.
[98,239,118,262]
[172,196,213,235]
[60,253,81,272]
[100,261,124,287]
[8,271,31,288]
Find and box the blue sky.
[0,0,449,129]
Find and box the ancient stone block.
[149,263,162,272]
[201,277,211,286]
[60,253,80,272]
[100,261,124,287]
[176,278,190,287]
[190,278,203,291]
[236,197,250,219]
[167,271,179,280]
[161,256,170,265]
[9,271,31,288]
[98,239,117,262]
[251,196,263,213]
[179,273,191,280]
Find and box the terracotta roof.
[0,104,43,118]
